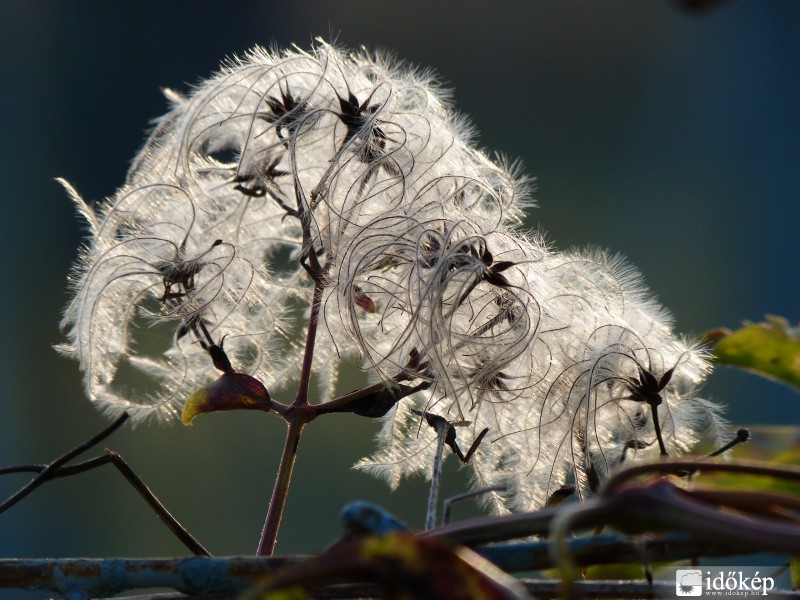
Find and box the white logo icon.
[676,570,703,596]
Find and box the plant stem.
[425,421,449,530]
[601,458,800,496]
[649,403,669,456]
[293,282,324,408]
[256,280,324,556]
[257,416,306,556]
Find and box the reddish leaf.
[182,373,270,425]
[254,533,530,599]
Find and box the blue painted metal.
[0,531,752,597]
[340,500,408,535]
[0,500,784,598]
[0,556,306,598]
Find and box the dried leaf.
[318,384,425,419]
[254,532,531,599]
[182,373,270,425]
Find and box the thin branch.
[425,419,449,530]
[649,403,669,456]
[0,414,208,556]
[442,485,506,525]
[293,281,324,408]
[102,450,210,556]
[601,458,800,496]
[256,418,306,556]
[316,382,385,412]
[703,427,751,458]
[0,413,128,513]
[422,503,560,545]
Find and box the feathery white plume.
[60,39,724,510]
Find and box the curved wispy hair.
[58,185,281,420]
[60,40,723,512]
[60,40,532,422]
[358,247,723,513]
[464,249,722,512]
[331,217,546,398]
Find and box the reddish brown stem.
[256,280,324,555]
[256,415,306,556]
[293,282,324,408]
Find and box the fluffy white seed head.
[60,39,724,511]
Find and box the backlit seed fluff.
[60,39,725,511]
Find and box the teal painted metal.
[0,531,759,598]
[0,556,306,599]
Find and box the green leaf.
[709,316,800,390]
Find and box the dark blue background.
[0,2,797,595]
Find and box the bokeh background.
[1,1,798,596]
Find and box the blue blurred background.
[0,1,798,595]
